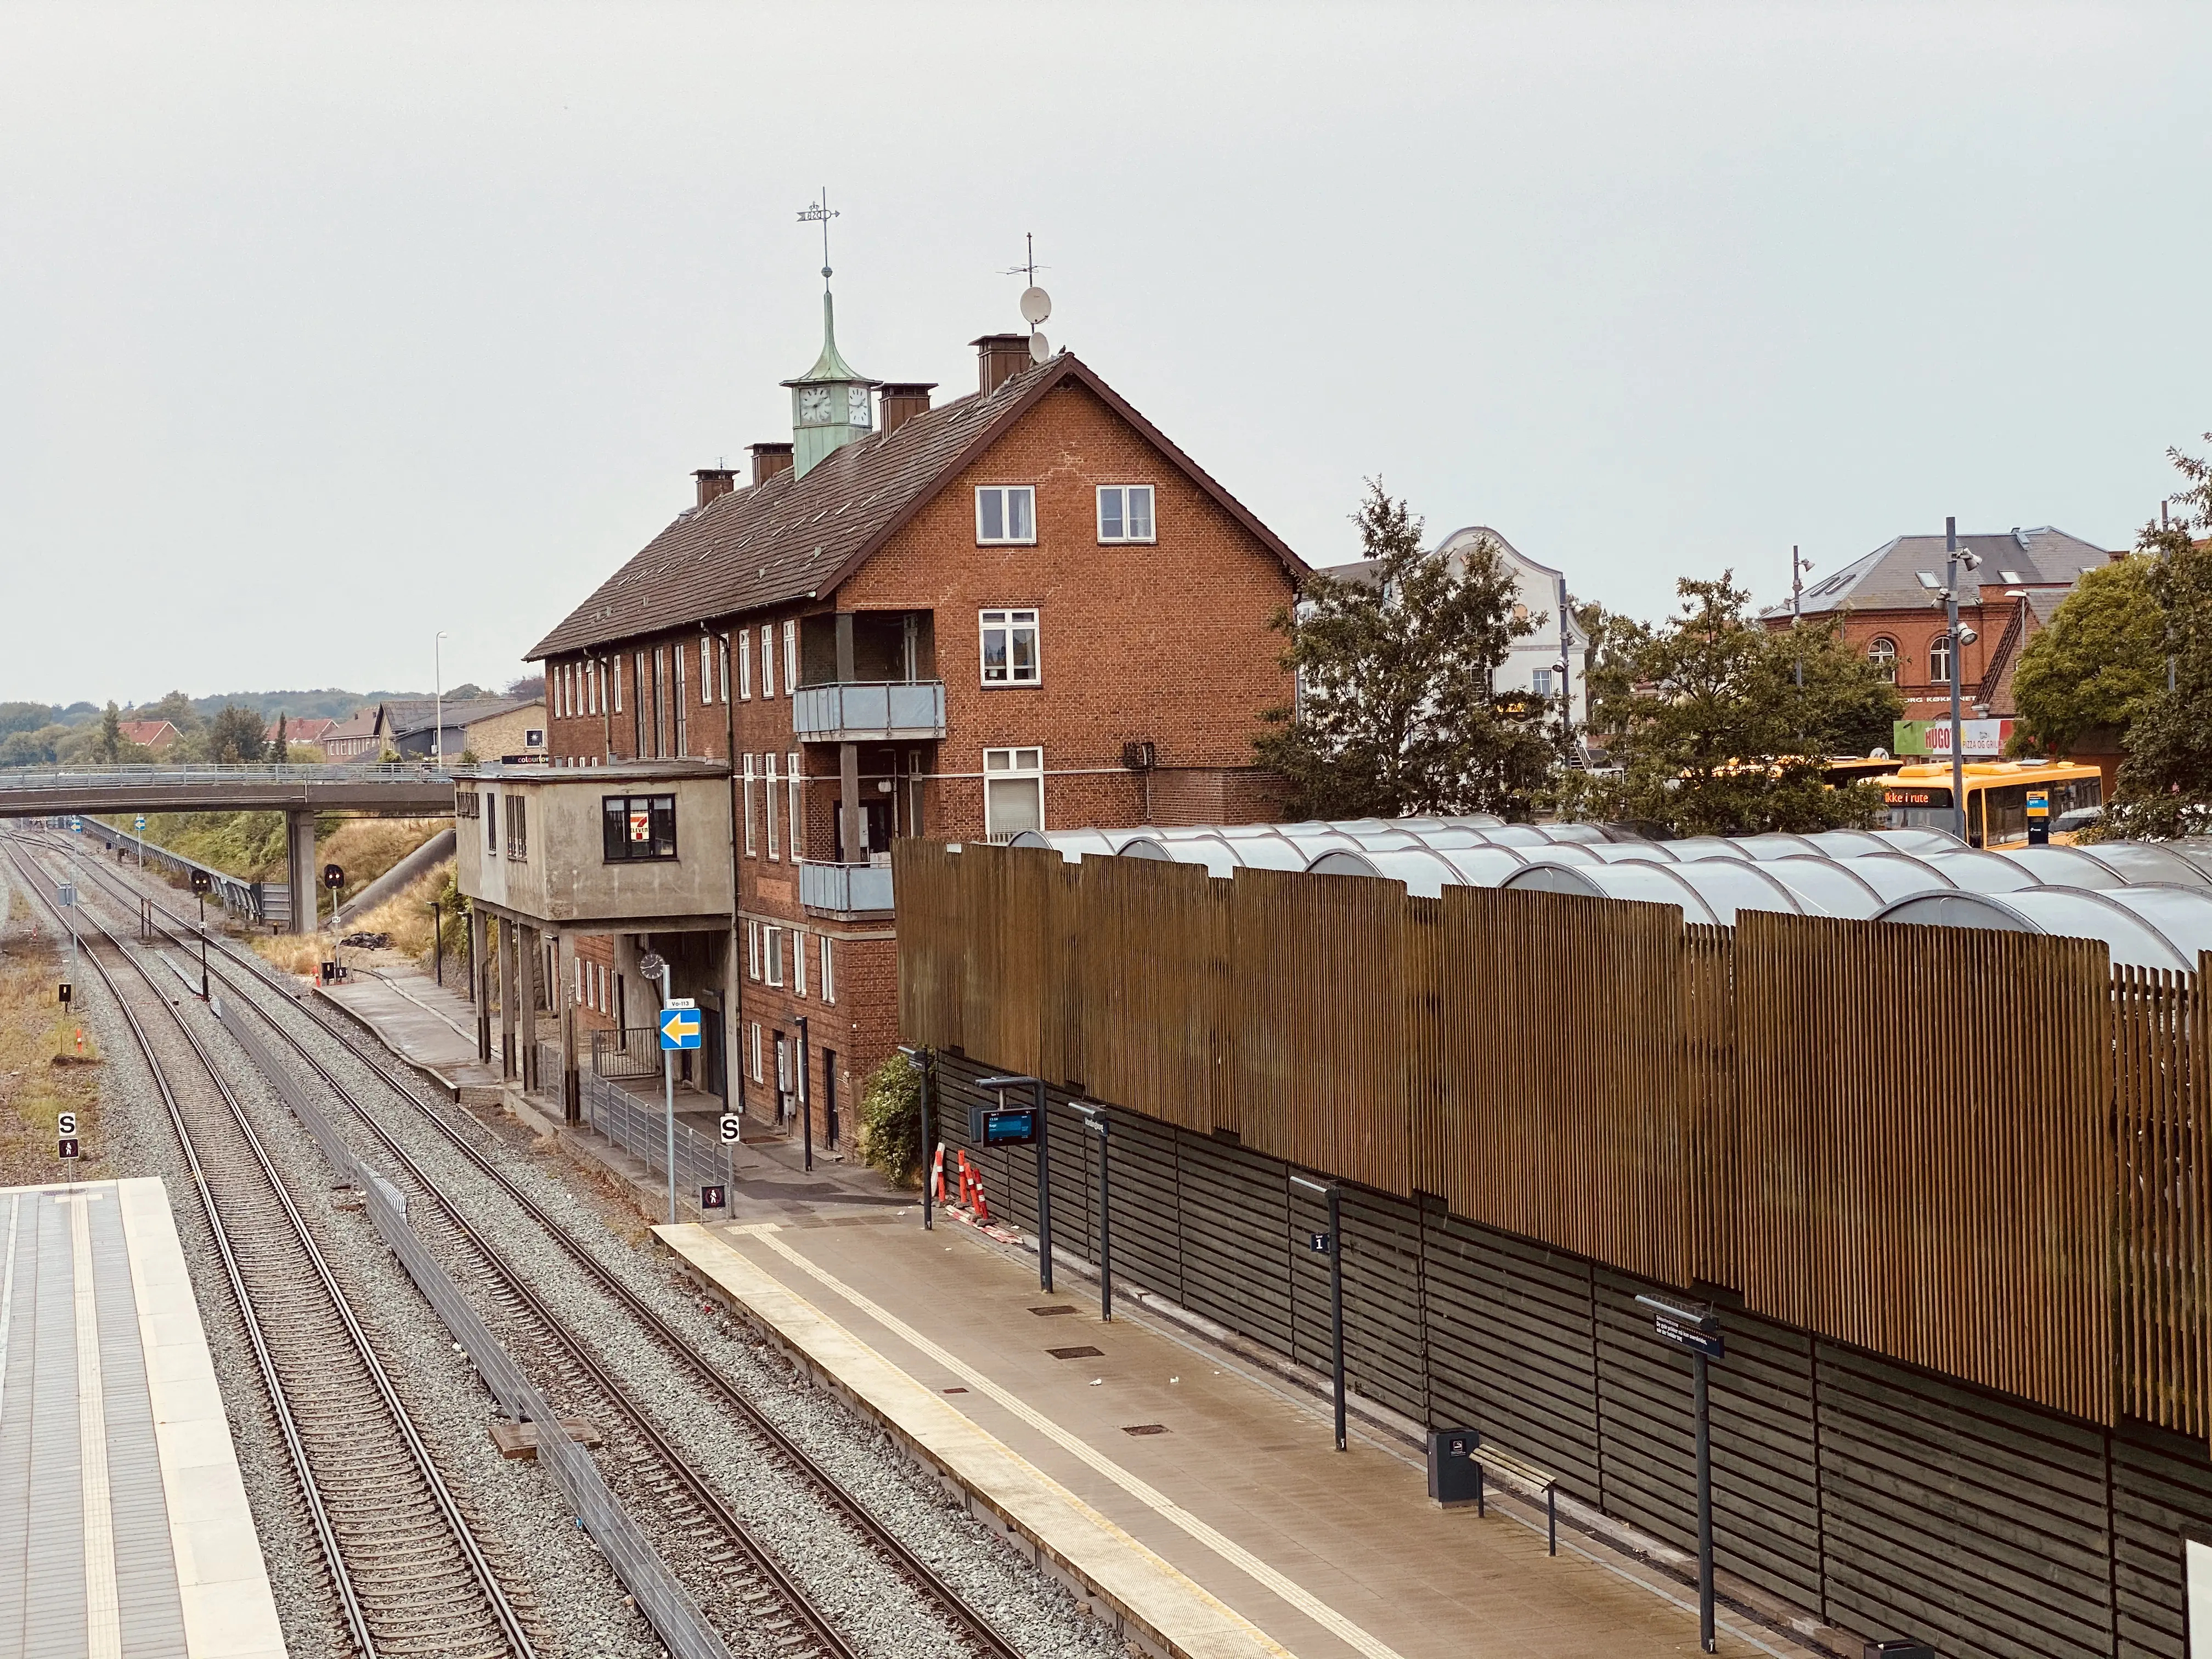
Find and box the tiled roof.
[375,697,530,738]
[1762,526,2112,619]
[528,352,1305,661]
[116,721,177,746]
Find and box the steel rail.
[50,830,1025,1659]
[4,840,537,1659]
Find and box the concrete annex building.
[459,284,1307,1138]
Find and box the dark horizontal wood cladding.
[896,839,2211,1434]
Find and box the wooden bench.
[1475,1444,1561,1556]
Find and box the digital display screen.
[980,1108,1038,1147]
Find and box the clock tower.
[782,193,878,479]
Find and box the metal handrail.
[0,762,450,789]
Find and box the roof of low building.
[321,710,379,741]
[1761,527,2113,619]
[528,352,1306,662]
[462,758,729,782]
[263,716,337,741]
[1322,526,1590,648]
[116,720,177,745]
[375,697,531,737]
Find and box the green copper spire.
[782,189,877,478]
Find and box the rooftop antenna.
[798,189,838,291]
[1002,232,1053,362]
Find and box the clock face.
[797,385,833,424]
[847,384,872,428]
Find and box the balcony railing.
[798,859,895,915]
[791,681,946,742]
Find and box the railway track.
[28,831,1030,1659]
[3,839,538,1659]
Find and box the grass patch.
[101,811,446,904]
[0,924,110,1186]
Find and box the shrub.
[859,1054,924,1187]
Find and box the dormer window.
[976,486,1036,545]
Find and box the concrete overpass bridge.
[0,763,454,929]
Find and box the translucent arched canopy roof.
[1746,857,1886,919]
[1435,847,1534,884]
[1343,828,1428,850]
[1664,837,1748,862]
[1215,834,1313,871]
[1920,850,2041,893]
[1833,854,1959,904]
[1866,826,1968,854]
[1115,837,1173,861]
[1801,829,1895,857]
[1502,859,1723,924]
[1148,834,1244,877]
[1994,845,2128,889]
[1472,825,1560,847]
[1875,887,2194,972]
[2096,887,2212,968]
[1729,833,1826,861]
[1307,848,1463,896]
[1580,842,1680,864]
[1653,857,1805,923]
[2075,843,2212,889]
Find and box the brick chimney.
[748,442,794,487]
[972,335,1031,397]
[879,382,936,438]
[692,467,737,507]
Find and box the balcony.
[792,681,946,743]
[799,859,895,917]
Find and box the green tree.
[1559,573,1903,836]
[2010,557,2165,757]
[97,701,123,762]
[0,702,54,738]
[1254,482,1556,819]
[266,713,288,763]
[202,704,268,764]
[141,690,202,732]
[2103,437,2212,838]
[859,1054,925,1186]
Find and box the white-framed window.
[750,1021,763,1083]
[975,485,1036,544]
[699,633,715,705]
[673,642,688,756]
[738,631,752,700]
[793,927,806,996]
[613,656,622,713]
[1532,667,1554,697]
[763,925,784,987]
[783,620,798,698]
[765,752,780,859]
[718,633,731,704]
[983,746,1045,837]
[979,609,1040,686]
[787,751,801,860]
[1097,484,1155,543]
[746,919,760,981]
[742,755,757,856]
[760,625,776,697]
[1869,636,1898,684]
[1929,634,1953,684]
[820,936,836,1004]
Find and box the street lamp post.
[435,630,450,769]
[1917,517,1982,843]
[428,898,444,987]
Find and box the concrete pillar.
[518,924,539,1092]
[614,933,642,1032]
[839,742,863,865]
[469,907,491,1061]
[556,931,579,1123]
[285,809,317,934]
[499,918,519,1079]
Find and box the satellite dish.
[1020,285,1051,325]
[1028,330,1050,363]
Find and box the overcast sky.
[3,2,2207,706]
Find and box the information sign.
[57,984,71,1006]
[699,1185,727,1211]
[1307,1231,1334,1254]
[658,1006,701,1051]
[134,815,145,831]
[58,1111,78,1160]
[968,1103,1039,1147]
[718,1114,741,1144]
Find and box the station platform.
[0,1178,284,1659]
[317,966,504,1100]
[658,1210,1820,1659]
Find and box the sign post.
[977,1075,1052,1291]
[2027,787,2051,847]
[58,1111,79,1161]
[1070,1103,1111,1322]
[797,1014,812,1173]
[650,955,695,1226]
[133,814,145,869]
[1637,1293,1723,1652]
[1291,1174,1347,1451]
[191,869,213,1000]
[899,1045,934,1232]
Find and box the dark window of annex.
[602,794,677,862]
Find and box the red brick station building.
[455,288,1307,1147]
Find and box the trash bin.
[1426,1427,1482,1509]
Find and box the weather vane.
[1000,232,1047,286]
[798,189,838,290]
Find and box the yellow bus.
[1875,759,2104,848]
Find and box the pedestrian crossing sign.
[659,1006,701,1051]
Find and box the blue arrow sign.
[659,1007,701,1051]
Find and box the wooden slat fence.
[895,839,2212,1432]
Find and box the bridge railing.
[0,763,452,791]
